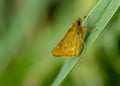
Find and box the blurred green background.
[0,0,120,86]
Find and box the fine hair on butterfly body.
[52,18,86,57]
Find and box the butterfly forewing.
[52,18,85,57]
[52,27,83,57]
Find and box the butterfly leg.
[84,25,97,32]
[80,38,87,53]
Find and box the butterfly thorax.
[71,20,85,38]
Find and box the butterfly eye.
[77,20,81,26]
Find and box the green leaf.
[51,0,120,86]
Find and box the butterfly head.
[75,18,82,26]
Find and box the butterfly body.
[52,18,86,57]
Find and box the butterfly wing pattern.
[52,18,86,57]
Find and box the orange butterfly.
[52,18,86,57]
